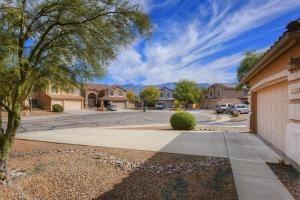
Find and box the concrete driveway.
[16,127,294,200]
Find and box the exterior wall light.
[288,57,300,72]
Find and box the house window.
[75,89,80,94]
[109,90,114,96]
[209,90,213,97]
[167,93,170,98]
[217,90,221,97]
[51,86,58,94]
[70,88,79,94]
[119,91,123,96]
[160,93,164,98]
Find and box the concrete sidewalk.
[16,127,294,200]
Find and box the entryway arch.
[88,93,97,107]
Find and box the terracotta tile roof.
[46,94,84,100]
[110,84,127,91]
[84,83,110,91]
[84,83,127,92]
[99,96,128,101]
[241,19,300,83]
[160,87,174,92]
[209,83,237,89]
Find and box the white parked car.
[216,104,233,114]
[231,104,249,114]
[155,102,164,109]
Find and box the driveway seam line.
[222,132,230,158]
[232,172,278,180]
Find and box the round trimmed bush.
[170,111,196,130]
[52,104,64,112]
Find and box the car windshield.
[236,105,246,108]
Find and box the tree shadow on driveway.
[94,133,238,200]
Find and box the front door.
[88,93,96,107]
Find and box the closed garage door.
[257,81,288,152]
[64,100,82,111]
[114,102,126,108]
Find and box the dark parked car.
[106,104,117,111]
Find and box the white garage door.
[257,81,288,152]
[114,102,126,108]
[64,100,82,111]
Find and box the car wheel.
[223,110,226,114]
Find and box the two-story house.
[82,84,128,109]
[31,85,84,111]
[155,87,175,108]
[202,83,248,109]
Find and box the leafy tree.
[197,87,207,106]
[130,96,141,104]
[127,90,140,104]
[127,90,135,99]
[0,0,151,180]
[237,51,264,81]
[174,80,201,109]
[140,86,160,108]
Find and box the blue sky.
[98,0,300,85]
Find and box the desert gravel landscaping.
[268,163,300,200]
[1,139,238,200]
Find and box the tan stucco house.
[202,83,248,109]
[241,19,300,169]
[82,84,128,109]
[155,87,175,108]
[31,85,84,111]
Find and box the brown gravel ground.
[1,140,238,200]
[268,163,300,200]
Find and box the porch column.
[249,91,257,133]
[85,92,89,108]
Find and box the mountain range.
[122,82,210,95]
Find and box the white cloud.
[106,0,300,85]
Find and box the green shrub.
[52,104,64,112]
[170,111,196,130]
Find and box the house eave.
[241,31,300,84]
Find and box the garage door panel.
[257,81,288,152]
[113,102,126,108]
[64,100,82,111]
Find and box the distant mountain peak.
[122,82,210,95]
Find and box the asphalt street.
[14,111,212,133]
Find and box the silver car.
[232,104,249,114]
[216,104,232,114]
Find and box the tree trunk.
[0,158,7,181]
[0,110,21,180]
[0,105,3,134]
